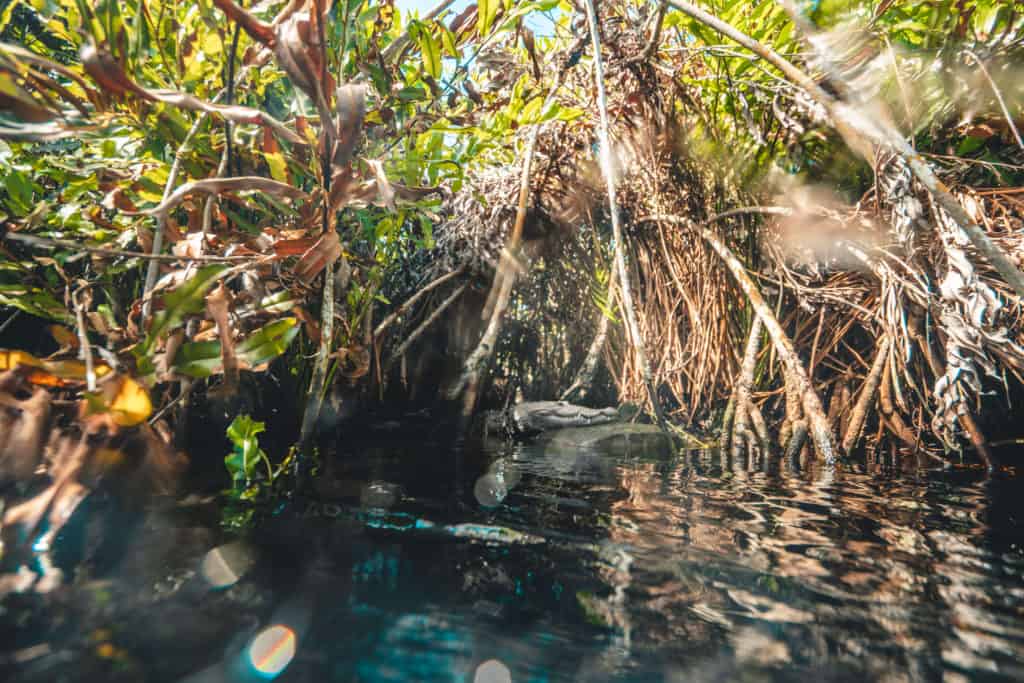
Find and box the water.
[2,435,1023,682]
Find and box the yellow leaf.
[104,376,153,427]
[264,152,290,183]
[0,349,44,371]
[2,349,150,425]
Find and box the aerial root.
[643,215,838,462]
[784,420,809,463]
[387,282,469,371]
[727,316,763,457]
[841,336,891,456]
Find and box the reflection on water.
[2,437,1023,682]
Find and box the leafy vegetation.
[0,0,1022,488]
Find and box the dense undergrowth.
[0,0,1022,518]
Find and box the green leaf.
[418,215,435,249]
[0,285,73,322]
[236,318,300,367]
[439,25,458,57]
[416,24,442,79]
[264,152,289,183]
[225,414,267,485]
[956,136,986,156]
[140,265,228,355]
[173,318,299,377]
[172,339,221,378]
[478,0,499,36]
[3,170,33,216]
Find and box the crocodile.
[485,400,636,438]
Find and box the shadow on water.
[2,432,1023,682]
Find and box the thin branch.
[140,102,220,324]
[0,310,20,336]
[584,0,668,429]
[629,0,668,64]
[707,206,794,222]
[562,249,619,401]
[965,48,1024,152]
[300,263,334,445]
[387,282,469,368]
[447,68,567,405]
[374,265,467,339]
[3,232,257,262]
[731,315,763,455]
[841,335,890,454]
[73,287,95,392]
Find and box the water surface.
[2,436,1023,682]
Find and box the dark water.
[3,435,1024,682]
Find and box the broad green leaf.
[0,285,73,322]
[439,25,458,57]
[172,339,222,378]
[172,318,299,377]
[3,170,33,216]
[140,265,228,355]
[236,318,300,367]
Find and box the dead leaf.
[205,282,239,393]
[520,25,541,80]
[449,4,478,36]
[171,231,208,259]
[124,176,307,220]
[80,43,303,144]
[332,84,367,170]
[275,10,331,123]
[48,325,79,353]
[272,235,319,256]
[79,42,150,99]
[366,159,395,211]
[293,306,321,344]
[337,344,370,380]
[101,187,139,212]
[158,329,186,380]
[81,376,153,427]
[294,230,342,285]
[210,0,276,46]
[0,370,50,483]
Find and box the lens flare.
[200,541,255,589]
[247,625,296,678]
[474,658,511,683]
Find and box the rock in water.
[510,401,620,435]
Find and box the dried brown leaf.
[126,177,307,220]
[210,0,276,45]
[366,159,395,211]
[205,282,239,392]
[80,44,303,144]
[332,84,367,170]
[294,230,342,285]
[449,4,478,36]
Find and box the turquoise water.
[3,436,1023,681]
